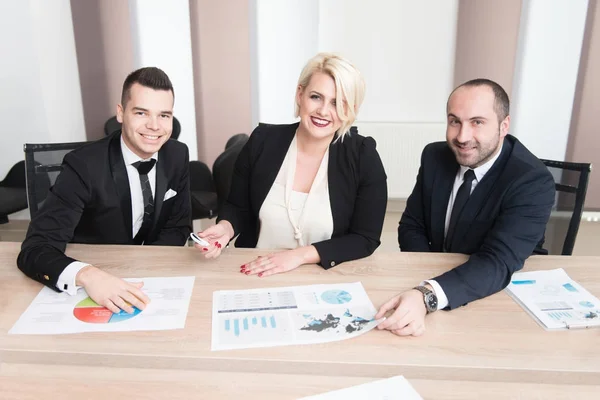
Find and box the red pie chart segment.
[73,297,141,324]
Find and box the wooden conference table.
[1,242,599,399]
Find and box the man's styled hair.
[450,78,510,123]
[121,67,174,107]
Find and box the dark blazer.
[17,132,192,290]
[399,135,555,309]
[218,122,388,268]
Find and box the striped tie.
[132,159,156,244]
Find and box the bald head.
[447,78,509,123]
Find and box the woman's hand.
[195,221,234,259]
[241,246,319,277]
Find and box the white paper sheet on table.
[9,276,195,334]
[298,376,423,400]
[211,281,380,351]
[506,268,600,330]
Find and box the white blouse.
[256,135,334,249]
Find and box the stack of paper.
[506,268,600,330]
[298,376,422,400]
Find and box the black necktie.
[132,159,156,244]
[445,169,476,251]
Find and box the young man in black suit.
[376,79,555,337]
[17,67,191,314]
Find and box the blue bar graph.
[548,311,573,321]
[225,315,278,338]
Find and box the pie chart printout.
[320,290,352,305]
[73,297,142,323]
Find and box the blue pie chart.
[321,290,352,304]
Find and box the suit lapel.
[254,124,296,213]
[109,133,133,239]
[431,149,458,250]
[327,137,342,234]
[152,153,168,229]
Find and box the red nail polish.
[202,248,208,251]
[245,271,250,275]
[258,273,263,277]
[240,264,246,268]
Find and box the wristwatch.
[413,286,438,313]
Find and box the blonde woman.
[196,53,387,276]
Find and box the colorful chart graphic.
[73,297,141,324]
[321,290,352,305]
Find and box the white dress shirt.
[56,137,158,295]
[426,145,503,309]
[256,134,334,249]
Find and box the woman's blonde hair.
[295,53,365,140]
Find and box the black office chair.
[541,159,592,255]
[103,116,181,140]
[213,134,249,215]
[225,133,250,150]
[190,160,218,220]
[24,142,89,218]
[0,161,28,224]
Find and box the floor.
[2,200,599,256]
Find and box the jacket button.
[43,275,50,281]
[330,261,336,267]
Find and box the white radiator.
[354,122,446,198]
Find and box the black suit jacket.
[218,122,388,268]
[399,135,555,309]
[17,132,192,290]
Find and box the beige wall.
[453,0,522,95]
[70,0,133,141]
[189,0,253,166]
[567,0,600,210]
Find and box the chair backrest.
[104,116,121,137]
[23,142,88,218]
[189,160,215,192]
[541,159,592,255]
[212,135,249,214]
[103,116,181,140]
[225,133,249,150]
[1,160,26,188]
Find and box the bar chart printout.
[211,282,380,350]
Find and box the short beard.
[453,129,502,168]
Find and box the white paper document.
[211,282,379,351]
[9,276,195,335]
[506,268,600,330]
[298,376,422,400]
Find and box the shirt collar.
[120,136,158,166]
[459,142,503,182]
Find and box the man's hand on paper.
[241,246,318,277]
[375,290,427,337]
[76,266,150,314]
